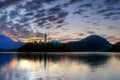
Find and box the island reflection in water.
[0,52,120,80]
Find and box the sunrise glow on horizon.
[0,0,120,44]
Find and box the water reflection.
[0,52,120,80]
[20,53,110,68]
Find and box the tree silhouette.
[18,42,70,52]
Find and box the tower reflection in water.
[0,52,120,80]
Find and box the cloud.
[0,15,7,23]
[55,24,63,29]
[96,7,114,14]
[73,10,82,15]
[102,12,120,17]
[73,8,87,15]
[78,33,84,36]
[0,0,21,8]
[37,9,46,13]
[105,0,120,5]
[73,9,86,15]
[96,7,120,15]
[25,1,42,10]
[24,12,34,17]
[69,0,83,4]
[87,31,96,35]
[34,13,46,18]
[58,11,69,18]
[45,22,53,29]
[79,3,92,8]
[22,0,56,11]
[56,18,65,23]
[73,32,84,36]
[62,3,69,8]
[54,32,59,35]
[47,15,58,22]
[62,25,70,30]
[107,26,116,30]
[47,5,61,14]
[19,17,30,23]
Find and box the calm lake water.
[0,52,120,80]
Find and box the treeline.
[104,43,120,52]
[17,42,120,52]
[18,42,70,52]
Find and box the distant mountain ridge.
[66,35,112,51]
[0,34,119,52]
[0,35,24,50]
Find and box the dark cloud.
[103,16,110,19]
[105,0,120,5]
[93,4,103,9]
[0,22,32,37]
[24,12,34,17]
[9,10,18,18]
[70,0,83,4]
[0,15,7,23]
[47,5,61,14]
[34,13,46,18]
[13,23,22,29]
[107,26,116,30]
[34,18,41,23]
[73,11,82,15]
[0,25,9,32]
[90,22,99,27]
[22,23,29,27]
[0,0,69,37]
[63,3,69,8]
[97,7,119,14]
[24,1,42,11]
[79,3,92,8]
[102,12,120,17]
[106,36,116,40]
[55,25,63,29]
[86,21,91,23]
[45,26,53,29]
[56,18,65,23]
[83,15,89,18]
[87,31,96,35]
[111,15,120,20]
[0,0,21,8]
[58,11,69,18]
[37,21,45,27]
[60,38,82,42]
[78,33,84,36]
[37,9,46,13]
[47,15,58,22]
[73,9,86,15]
[18,0,56,11]
[36,32,44,37]
[19,17,30,23]
[97,8,113,14]
[42,0,56,3]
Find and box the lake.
[0,52,120,80]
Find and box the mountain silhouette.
[114,42,120,46]
[106,42,120,52]
[0,35,24,50]
[67,35,112,51]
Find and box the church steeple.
[44,33,47,43]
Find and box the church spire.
[44,33,47,43]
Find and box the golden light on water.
[1,53,120,80]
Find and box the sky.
[0,0,120,43]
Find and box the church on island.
[17,33,48,43]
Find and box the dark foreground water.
[0,52,120,80]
